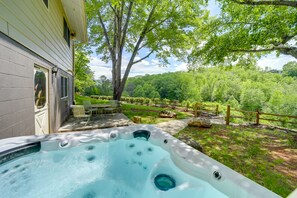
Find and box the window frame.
[61,76,69,99]
[43,0,48,8]
[63,18,70,47]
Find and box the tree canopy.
[124,67,297,117]
[85,0,206,100]
[74,45,95,93]
[283,61,297,77]
[189,0,297,66]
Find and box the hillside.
[124,67,297,119]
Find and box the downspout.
[72,41,75,105]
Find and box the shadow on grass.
[174,124,297,197]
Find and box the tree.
[97,75,113,95]
[190,0,297,66]
[283,61,297,77]
[86,0,205,100]
[74,45,95,93]
[134,85,145,97]
[240,88,266,111]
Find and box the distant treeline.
[123,67,297,117]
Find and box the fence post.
[194,103,199,117]
[226,105,230,125]
[256,109,260,125]
[215,105,219,115]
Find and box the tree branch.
[118,4,158,96]
[138,42,148,51]
[97,11,115,61]
[145,17,170,33]
[109,2,119,18]
[230,46,297,58]
[230,48,276,53]
[121,1,133,49]
[230,0,297,8]
[132,50,154,65]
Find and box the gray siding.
[0,0,73,72]
[0,33,73,139]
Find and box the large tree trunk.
[107,1,157,101]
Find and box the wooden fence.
[225,105,297,127]
[90,95,296,129]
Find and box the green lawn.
[121,103,191,124]
[75,94,109,104]
[175,125,297,197]
[75,95,192,124]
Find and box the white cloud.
[151,59,160,65]
[89,51,296,80]
[257,53,295,70]
[141,60,150,66]
[89,56,112,78]
[175,63,188,72]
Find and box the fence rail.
[89,95,296,129]
[226,105,297,127]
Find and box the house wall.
[0,0,73,72]
[0,0,74,139]
[0,33,73,139]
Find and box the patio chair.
[71,105,91,125]
[83,100,98,115]
[103,100,120,114]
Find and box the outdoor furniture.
[103,100,120,114]
[83,100,98,115]
[91,104,111,115]
[71,105,91,125]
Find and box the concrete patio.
[58,113,135,132]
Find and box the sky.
[89,0,296,79]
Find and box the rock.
[188,118,212,128]
[132,116,142,124]
[179,135,204,153]
[159,110,177,118]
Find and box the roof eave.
[61,0,88,43]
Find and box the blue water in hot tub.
[0,138,228,198]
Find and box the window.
[61,76,68,98]
[63,18,70,47]
[35,70,47,109]
[43,0,48,8]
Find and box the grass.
[175,125,297,197]
[122,103,191,124]
[75,94,109,104]
[75,94,192,124]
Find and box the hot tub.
[0,125,281,198]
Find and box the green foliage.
[240,89,266,111]
[85,0,207,99]
[123,67,297,125]
[190,1,297,66]
[226,95,239,109]
[125,72,199,101]
[283,61,297,77]
[74,45,95,93]
[127,67,297,115]
[96,75,113,96]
